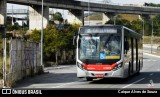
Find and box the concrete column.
[140,14,151,20]
[29,5,49,30]
[103,12,117,24]
[102,13,110,24]
[68,9,84,25]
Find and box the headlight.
[112,63,122,71]
[77,63,86,70]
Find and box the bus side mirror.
[78,39,81,48]
[73,32,78,46]
[124,41,129,51]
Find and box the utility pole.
[114,15,117,25]
[88,0,90,25]
[142,18,144,44]
[12,5,14,25]
[41,0,43,66]
[151,19,153,54]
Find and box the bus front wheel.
[86,77,93,81]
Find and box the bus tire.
[128,62,131,77]
[86,77,93,81]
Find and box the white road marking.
[51,80,84,88]
[150,73,154,76]
[122,78,145,88]
[144,53,160,58]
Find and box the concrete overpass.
[7,0,160,14]
[1,0,160,30]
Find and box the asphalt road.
[14,53,160,89]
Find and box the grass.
[84,14,102,21]
[143,36,160,44]
[152,53,160,56]
[0,57,2,79]
[118,14,139,22]
[84,13,139,22]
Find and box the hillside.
[84,13,140,22]
[118,14,140,22]
[84,13,102,21]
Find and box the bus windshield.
[79,33,121,62]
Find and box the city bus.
[73,25,143,81]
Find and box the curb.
[44,65,75,71]
[144,53,160,58]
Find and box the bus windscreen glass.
[79,34,121,60]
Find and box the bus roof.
[80,25,142,38]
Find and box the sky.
[7,0,160,24]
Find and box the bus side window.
[124,37,129,54]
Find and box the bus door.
[135,39,138,71]
[131,37,134,73]
[133,38,138,72]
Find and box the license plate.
[95,74,104,78]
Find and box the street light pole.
[12,5,13,25]
[41,0,44,69]
[88,0,90,25]
[114,15,116,25]
[142,18,144,43]
[151,19,153,54]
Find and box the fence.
[5,39,42,87]
[0,33,2,80]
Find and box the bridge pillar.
[68,9,84,25]
[103,12,117,24]
[140,14,151,20]
[29,5,49,30]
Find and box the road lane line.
[150,73,154,76]
[51,79,84,88]
[122,78,145,89]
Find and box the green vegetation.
[30,24,80,65]
[51,12,64,24]
[144,3,160,7]
[106,14,160,36]
[118,14,139,22]
[143,36,160,44]
[106,18,143,34]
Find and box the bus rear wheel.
[86,77,93,81]
[128,62,131,77]
[135,61,141,76]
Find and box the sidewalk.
[44,64,76,72]
[143,44,160,56]
[143,44,160,49]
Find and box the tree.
[131,20,142,34]
[153,14,160,36]
[30,24,80,65]
[106,18,131,28]
[52,12,64,24]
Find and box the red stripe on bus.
[85,63,117,71]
